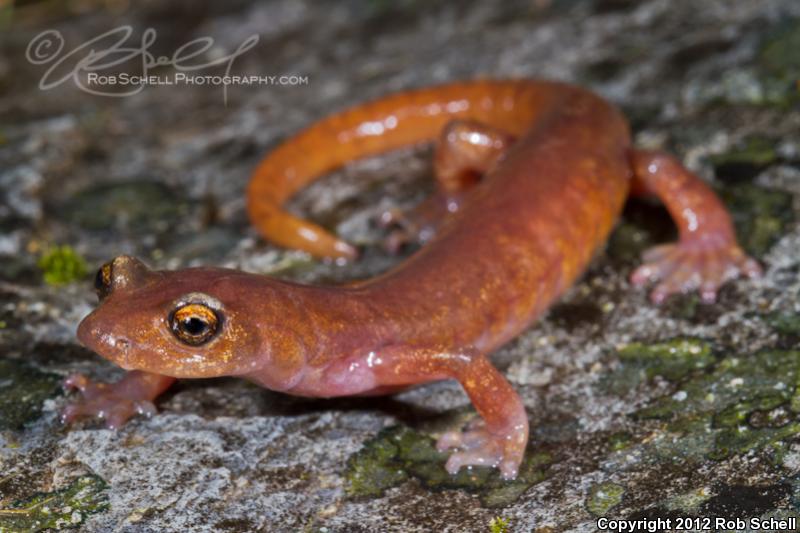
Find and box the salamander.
[65,79,760,479]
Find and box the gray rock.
[1,0,800,531]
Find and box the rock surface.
[1,0,800,531]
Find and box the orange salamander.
[65,80,761,479]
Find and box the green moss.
[586,482,625,516]
[620,338,714,381]
[711,393,787,428]
[716,19,800,107]
[760,20,800,78]
[608,432,634,452]
[633,349,800,462]
[610,139,790,268]
[717,184,793,258]
[346,425,551,507]
[62,181,184,234]
[709,423,800,461]
[663,486,713,513]
[758,18,800,106]
[599,338,800,468]
[345,427,410,498]
[684,19,800,108]
[709,137,779,170]
[0,359,61,430]
[602,338,714,394]
[37,246,89,286]
[0,475,109,532]
[636,351,798,422]
[489,516,509,533]
[764,312,800,337]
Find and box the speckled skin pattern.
[67,80,759,479]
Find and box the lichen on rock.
[0,359,61,430]
[0,475,109,532]
[346,425,551,508]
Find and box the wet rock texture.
[1,0,800,531]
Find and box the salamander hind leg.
[62,371,176,429]
[628,150,762,304]
[380,119,515,253]
[433,119,515,194]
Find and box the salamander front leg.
[324,345,529,479]
[62,371,176,429]
[381,119,515,252]
[629,150,761,304]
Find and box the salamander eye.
[169,303,220,346]
[94,261,113,301]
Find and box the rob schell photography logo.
[25,25,309,103]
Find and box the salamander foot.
[631,239,761,304]
[61,371,174,429]
[437,417,527,480]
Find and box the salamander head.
[77,255,278,379]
